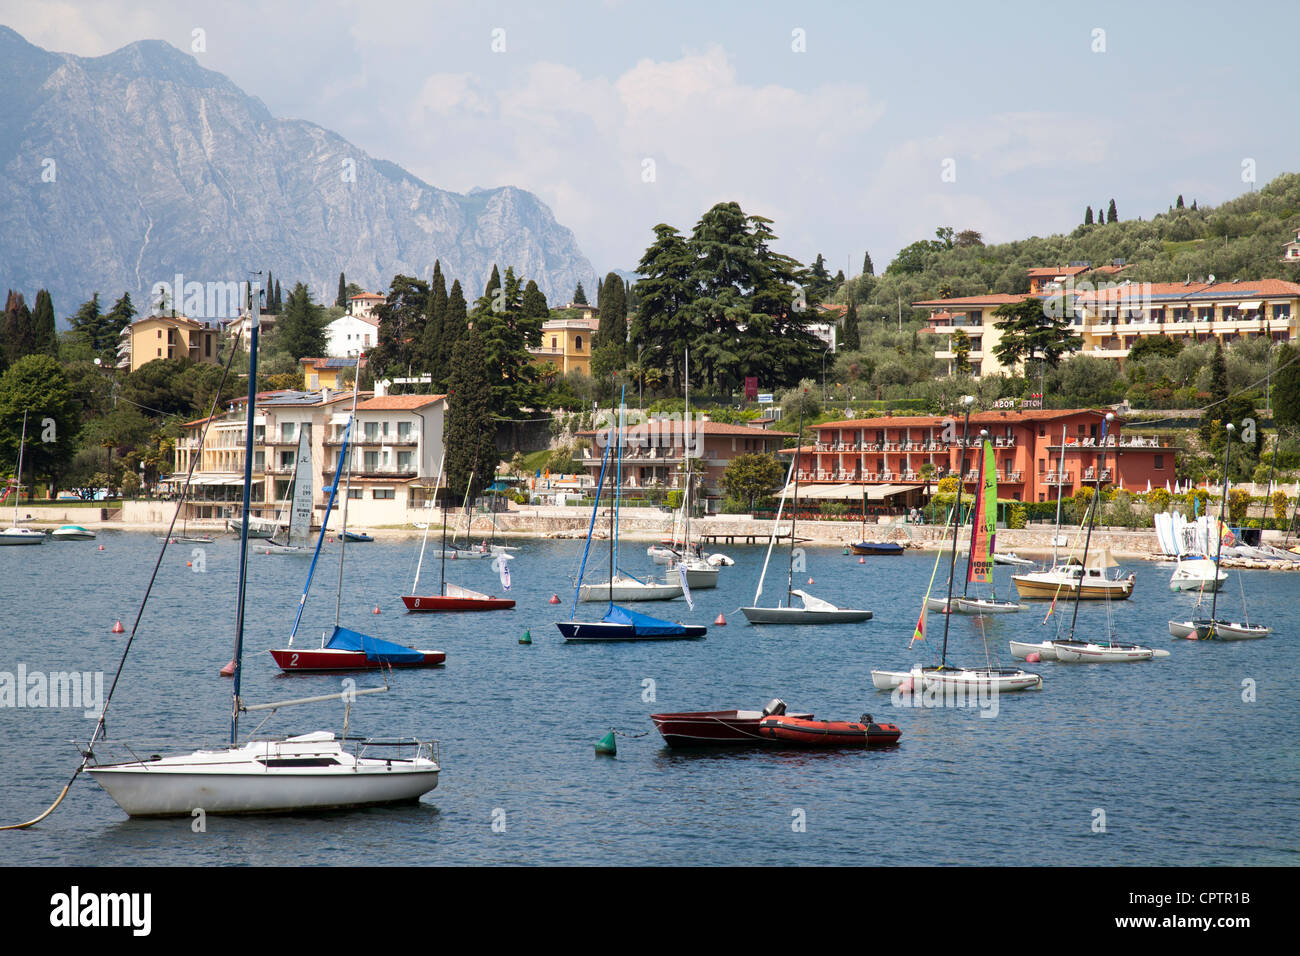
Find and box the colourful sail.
[968,439,996,583]
[909,606,926,647]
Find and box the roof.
[356,394,447,411]
[300,356,364,369]
[331,313,380,327]
[812,409,1118,430]
[257,389,365,408]
[129,313,217,331]
[348,292,386,301]
[1027,266,1089,277]
[578,420,795,439]
[1073,278,1300,305]
[913,293,1026,307]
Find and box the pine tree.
[843,300,860,351]
[1199,340,1230,445]
[1176,194,1185,209]
[1107,198,1118,223]
[3,290,36,367]
[521,280,548,320]
[31,289,59,357]
[862,251,874,276]
[1191,199,1198,211]
[105,292,137,344]
[1084,206,1094,226]
[265,271,273,312]
[572,281,587,305]
[336,272,347,307]
[276,283,329,361]
[69,293,106,356]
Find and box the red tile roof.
[818,409,1118,430]
[913,293,1026,307]
[356,394,447,410]
[579,421,795,438]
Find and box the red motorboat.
[757,713,901,748]
[270,626,445,672]
[651,699,813,746]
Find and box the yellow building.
[913,293,1024,377]
[118,314,222,372]
[529,315,599,377]
[300,356,364,390]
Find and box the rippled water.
[1,530,1296,865]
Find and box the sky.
[3,0,1299,279]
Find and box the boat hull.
[401,594,515,612]
[953,597,1023,614]
[50,526,96,540]
[556,621,706,641]
[650,709,805,745]
[89,741,439,817]
[1168,619,1270,641]
[871,666,1042,692]
[668,565,719,589]
[757,715,901,747]
[0,528,44,545]
[1009,640,1058,661]
[579,582,683,602]
[1051,640,1155,662]
[269,647,446,671]
[740,606,872,624]
[850,542,904,556]
[1011,574,1134,600]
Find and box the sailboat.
[850,487,904,555]
[1016,413,1165,663]
[89,295,440,816]
[0,410,45,546]
[1168,422,1271,641]
[873,396,1041,692]
[664,349,720,590]
[401,454,515,612]
[741,397,872,624]
[262,429,314,555]
[271,382,446,670]
[948,435,1022,614]
[558,391,703,641]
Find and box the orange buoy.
[1026,652,1041,663]
[186,561,192,567]
[219,660,236,677]
[548,593,560,604]
[714,613,726,626]
[373,606,381,614]
[858,556,865,564]
[111,621,125,633]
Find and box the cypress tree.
[336,272,347,307]
[597,271,626,350]
[68,293,104,356]
[572,281,587,305]
[440,279,469,375]
[521,279,548,320]
[1176,194,1185,209]
[1107,198,1118,223]
[419,261,448,380]
[31,289,59,357]
[3,290,36,366]
[1084,206,1094,226]
[862,251,874,276]
[843,300,860,351]
[265,271,273,311]
[444,325,498,505]
[274,279,282,313]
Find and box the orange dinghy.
[757,713,901,748]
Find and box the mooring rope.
[1,332,244,831]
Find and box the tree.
[1199,340,1229,446]
[1273,345,1300,431]
[886,238,944,275]
[417,261,449,381]
[369,275,430,382]
[3,291,36,367]
[105,292,137,343]
[1107,199,1118,223]
[274,283,329,361]
[31,290,58,357]
[951,328,972,373]
[721,452,786,512]
[521,279,549,321]
[472,266,544,426]
[862,251,874,276]
[1127,335,1182,363]
[573,281,587,305]
[629,224,696,391]
[596,270,626,353]
[0,354,81,485]
[336,272,347,308]
[842,300,860,351]
[68,293,111,357]
[1176,194,1185,209]
[991,297,1083,378]
[954,229,984,248]
[443,326,499,505]
[1084,206,1094,226]
[808,253,834,300]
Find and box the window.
[1038,458,1045,473]
[398,421,412,440]
[280,422,295,442]
[373,488,395,500]
[364,451,379,471]
[1274,304,1292,320]
[551,336,557,349]
[365,422,379,441]
[397,451,414,472]
[279,451,293,469]
[575,336,583,351]
[1154,455,1164,470]
[348,487,363,499]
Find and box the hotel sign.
[993,395,1043,410]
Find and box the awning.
[779,482,923,501]
[1236,301,1261,310]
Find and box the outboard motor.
[762,698,787,717]
[859,713,873,726]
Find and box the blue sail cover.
[324,626,424,664]
[601,604,688,636]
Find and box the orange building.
[789,409,1175,504]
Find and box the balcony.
[1043,471,1073,485]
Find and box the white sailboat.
[1168,423,1271,641]
[948,434,1021,614]
[741,396,871,625]
[262,430,314,555]
[0,410,45,546]
[1018,413,1166,663]
[89,292,439,817]
[873,397,1040,692]
[664,351,719,590]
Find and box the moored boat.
[870,663,1042,692]
[741,589,873,624]
[50,525,96,541]
[1169,554,1226,592]
[757,713,901,747]
[651,700,811,746]
[269,637,446,671]
[850,541,904,556]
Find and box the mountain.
[0,26,595,322]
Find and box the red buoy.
[858,556,865,564]
[548,593,560,604]
[373,605,381,614]
[219,660,236,677]
[98,544,105,551]
[714,613,727,626]
[111,620,125,633]
[1026,652,1041,663]
[807,577,814,585]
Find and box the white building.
[325,313,380,357]
[347,292,386,319]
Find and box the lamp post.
[822,345,833,403]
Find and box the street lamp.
[822,345,834,403]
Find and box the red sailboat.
[401,457,515,612]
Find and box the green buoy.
[842,547,850,555]
[519,629,532,644]
[595,731,617,755]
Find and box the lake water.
[2,530,1296,865]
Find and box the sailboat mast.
[1052,425,1066,565]
[12,409,27,527]
[610,388,626,605]
[411,453,444,593]
[1209,423,1233,625]
[440,480,448,596]
[334,375,362,626]
[940,396,974,667]
[1067,413,1113,639]
[753,432,797,605]
[786,395,807,605]
[683,349,691,554]
[229,287,261,746]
